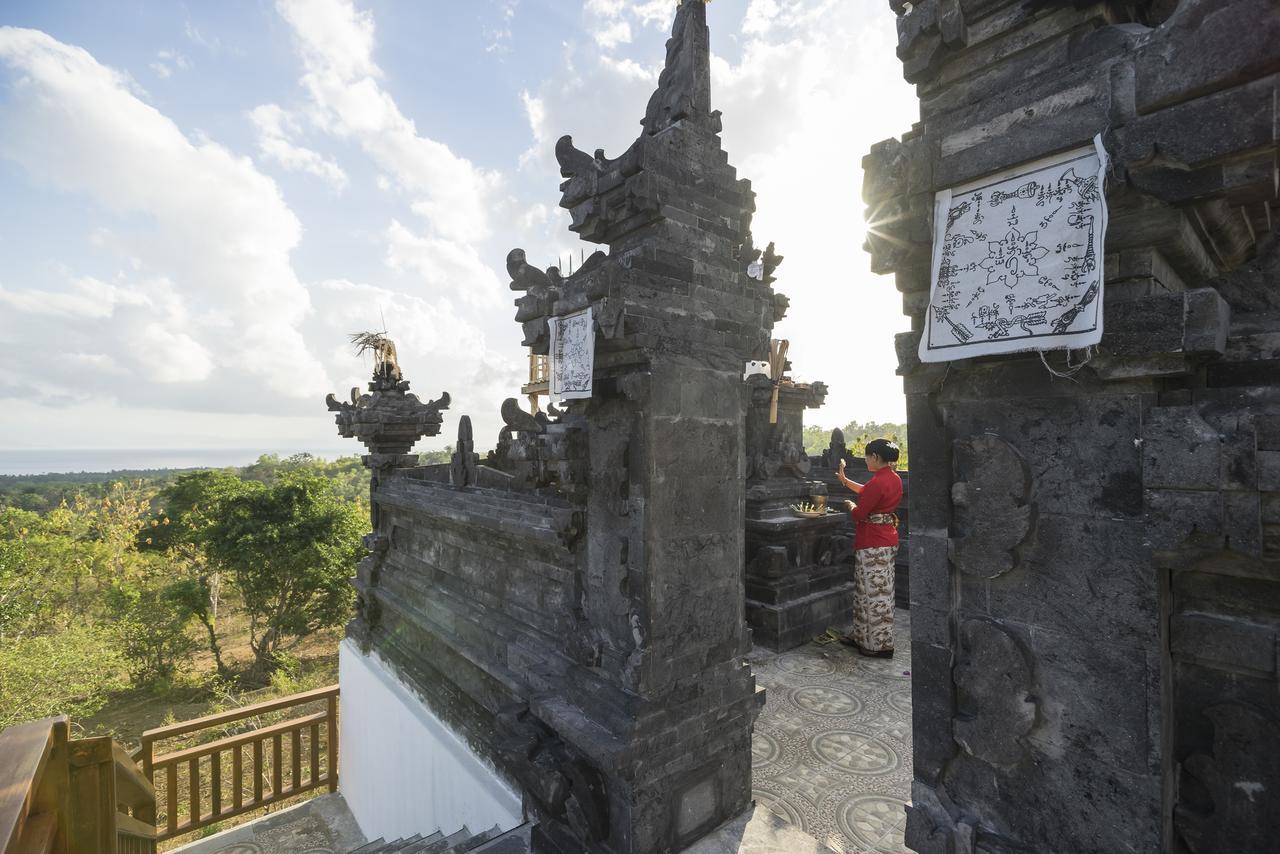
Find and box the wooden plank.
[210,750,222,818]
[114,812,157,840]
[232,745,243,811]
[252,741,263,806]
[111,742,155,809]
[140,686,338,744]
[290,730,301,793]
[327,695,339,793]
[0,717,61,852]
[271,735,282,799]
[308,724,319,787]
[12,812,55,854]
[150,712,328,767]
[187,757,199,829]
[165,765,177,837]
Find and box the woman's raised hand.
[838,458,846,472]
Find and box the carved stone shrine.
[865,2,1279,852]
[330,4,783,852]
[743,374,854,651]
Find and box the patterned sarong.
[851,545,897,652]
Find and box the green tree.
[105,576,198,685]
[148,470,255,676]
[205,472,363,678]
[0,624,128,728]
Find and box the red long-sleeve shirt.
[849,466,903,550]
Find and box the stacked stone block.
[864,1,1279,852]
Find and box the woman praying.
[835,438,903,658]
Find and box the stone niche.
[865,1,1280,852]
[330,4,784,852]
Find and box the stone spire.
[641,0,712,135]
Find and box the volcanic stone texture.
[865,1,1279,852]
[342,4,780,853]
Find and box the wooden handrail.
[112,743,156,810]
[140,684,339,745]
[150,711,328,769]
[2,715,157,854]
[0,716,65,854]
[138,685,339,843]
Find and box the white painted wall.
[338,639,523,842]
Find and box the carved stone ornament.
[953,619,1038,768]
[950,433,1034,578]
[1175,703,1280,853]
[326,352,449,457]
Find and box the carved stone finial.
[326,336,450,461]
[450,415,480,487]
[641,0,712,136]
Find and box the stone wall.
[863,1,1279,852]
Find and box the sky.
[0,0,919,455]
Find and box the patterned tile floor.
[748,609,913,854]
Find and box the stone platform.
[749,609,913,854]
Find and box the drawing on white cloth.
[550,307,594,400]
[920,136,1109,362]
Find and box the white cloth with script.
[919,136,1110,363]
[549,307,594,400]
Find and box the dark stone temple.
[743,373,855,651]
[331,3,785,851]
[864,1,1280,852]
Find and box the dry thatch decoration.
[351,331,402,382]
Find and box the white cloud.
[149,48,189,79]
[383,221,503,309]
[0,26,330,404]
[275,0,502,243]
[594,20,632,49]
[249,103,349,191]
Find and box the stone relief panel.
[950,434,1034,578]
[953,619,1039,768]
[1175,703,1280,854]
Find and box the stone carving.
[500,397,544,435]
[449,415,480,488]
[1175,703,1280,853]
[495,705,611,846]
[820,428,850,469]
[641,0,712,137]
[326,338,449,458]
[950,434,1033,578]
[953,619,1038,768]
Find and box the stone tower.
[864,2,1279,852]
[333,3,781,852]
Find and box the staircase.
[351,822,530,853]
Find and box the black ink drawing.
[551,309,594,397]
[923,146,1106,358]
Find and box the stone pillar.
[864,2,1279,852]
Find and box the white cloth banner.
[919,136,1110,362]
[549,307,594,400]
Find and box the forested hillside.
[0,452,422,734]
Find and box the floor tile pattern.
[749,609,913,854]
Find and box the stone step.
[348,823,530,854]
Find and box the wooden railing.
[137,685,339,843]
[1,716,157,854]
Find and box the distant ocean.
[0,449,355,477]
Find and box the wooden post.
[326,694,339,793]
